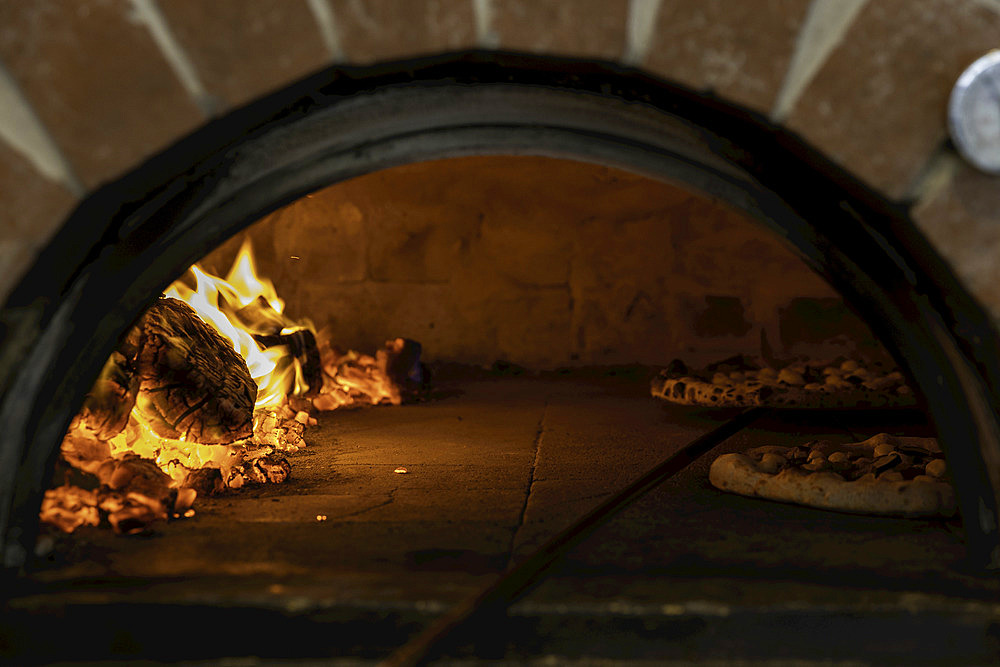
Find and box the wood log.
[71,351,139,441]
[382,337,425,393]
[131,297,256,444]
[254,328,322,397]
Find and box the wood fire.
[40,240,423,535]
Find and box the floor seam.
[506,399,548,568]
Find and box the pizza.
[651,356,914,408]
[709,433,955,517]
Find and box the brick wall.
[198,156,881,368]
[0,0,997,364]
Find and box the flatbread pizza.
[709,433,955,517]
[651,356,914,408]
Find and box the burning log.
[41,239,427,538]
[131,297,256,444]
[384,337,425,393]
[61,295,255,478]
[71,351,140,442]
[42,298,266,535]
[59,424,113,476]
[253,326,323,397]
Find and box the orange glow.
[315,340,405,409]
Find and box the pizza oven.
[4,37,1000,667]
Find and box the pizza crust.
[708,434,956,518]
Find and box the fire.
[43,236,422,535]
[165,238,421,419]
[165,239,312,408]
[108,416,239,485]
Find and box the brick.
[0,141,77,301]
[221,156,861,369]
[492,0,628,61]
[360,157,647,286]
[493,288,573,369]
[196,185,368,318]
[668,198,831,298]
[474,216,571,287]
[564,172,838,365]
[568,212,676,365]
[0,239,33,306]
[672,291,763,364]
[0,0,203,189]
[157,0,329,109]
[351,162,482,284]
[466,159,595,287]
[643,0,809,112]
[333,0,476,64]
[571,284,684,366]
[268,192,368,282]
[292,279,566,370]
[785,0,1000,198]
[913,161,1000,318]
[260,189,368,285]
[291,282,471,361]
[568,198,676,292]
[693,296,752,338]
[778,297,879,355]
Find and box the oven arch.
[2,52,1000,569]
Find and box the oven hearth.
[11,372,1000,663]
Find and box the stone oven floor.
[6,372,1000,664]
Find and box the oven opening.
[4,54,1000,664]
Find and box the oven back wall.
[200,156,880,369]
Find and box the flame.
[108,412,239,485]
[165,239,312,408]
[44,236,418,534]
[226,241,284,312]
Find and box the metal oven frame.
[2,52,1000,572]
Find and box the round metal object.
[949,50,1000,174]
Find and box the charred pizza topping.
[925,459,947,478]
[743,434,948,485]
[710,433,956,518]
[652,357,915,408]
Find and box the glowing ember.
[394,467,408,474]
[314,337,422,409]
[108,414,240,485]
[40,486,99,533]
